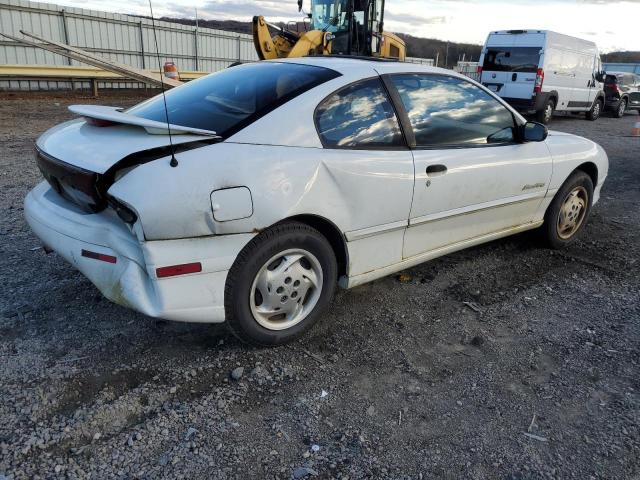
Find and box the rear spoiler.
[68,105,221,137]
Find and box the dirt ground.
[1,90,639,480]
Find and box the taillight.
[156,262,202,278]
[534,68,544,93]
[477,66,483,77]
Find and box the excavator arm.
[253,16,332,60]
[252,16,284,60]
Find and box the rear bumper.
[24,182,254,323]
[605,96,639,110]
[501,93,551,114]
[605,96,621,109]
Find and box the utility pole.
[445,41,449,68]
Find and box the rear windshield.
[605,74,621,85]
[482,47,541,73]
[128,62,340,137]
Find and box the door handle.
[426,164,447,177]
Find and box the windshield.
[311,0,350,32]
[482,47,541,73]
[128,62,340,137]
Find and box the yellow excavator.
[253,0,406,61]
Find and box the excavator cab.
[253,0,405,61]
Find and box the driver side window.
[389,74,517,147]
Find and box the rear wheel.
[224,221,337,346]
[586,99,603,121]
[536,99,555,124]
[613,98,627,118]
[541,171,593,249]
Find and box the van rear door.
[481,46,541,100]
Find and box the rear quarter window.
[314,78,404,149]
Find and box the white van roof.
[486,30,598,52]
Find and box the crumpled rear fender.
[107,141,415,244]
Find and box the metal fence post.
[60,9,72,66]
[194,28,199,71]
[138,21,146,69]
[237,35,241,62]
[60,8,75,90]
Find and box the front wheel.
[586,99,603,121]
[224,221,337,346]
[541,171,594,249]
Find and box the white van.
[478,30,605,124]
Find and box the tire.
[224,221,337,346]
[613,98,627,118]
[535,98,555,124]
[586,98,603,121]
[542,171,594,249]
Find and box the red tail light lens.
[477,66,483,76]
[81,249,117,264]
[534,68,544,93]
[156,262,202,278]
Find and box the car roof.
[265,56,463,78]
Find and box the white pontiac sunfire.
[25,57,608,345]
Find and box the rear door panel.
[481,37,541,100]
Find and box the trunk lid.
[37,106,217,175]
[35,106,219,213]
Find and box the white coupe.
[25,58,608,345]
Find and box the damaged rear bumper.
[24,182,254,323]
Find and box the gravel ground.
[1,91,639,480]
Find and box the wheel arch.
[594,91,605,105]
[545,162,598,217]
[575,161,598,188]
[277,214,349,279]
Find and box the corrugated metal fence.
[0,0,258,90]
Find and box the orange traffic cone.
[163,61,179,80]
[632,121,640,137]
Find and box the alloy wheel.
[618,100,626,116]
[557,186,588,240]
[544,103,553,123]
[249,249,323,331]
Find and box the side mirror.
[522,121,548,142]
[594,70,606,83]
[298,0,303,11]
[629,91,640,108]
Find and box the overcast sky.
[41,0,640,52]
